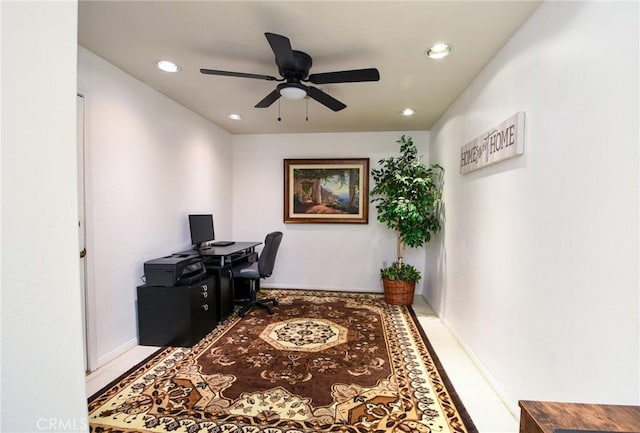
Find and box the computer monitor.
[188,214,215,249]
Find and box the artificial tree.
[370,135,444,303]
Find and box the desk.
[137,242,262,347]
[180,241,261,268]
[519,400,640,433]
[178,241,261,321]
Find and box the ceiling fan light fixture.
[425,43,453,59]
[278,82,307,100]
[155,60,181,73]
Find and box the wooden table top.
[519,400,640,433]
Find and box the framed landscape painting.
[284,158,369,224]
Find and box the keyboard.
[211,241,235,247]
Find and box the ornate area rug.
[89,290,477,433]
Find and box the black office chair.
[232,231,283,317]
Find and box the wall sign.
[460,112,525,174]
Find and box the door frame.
[78,92,98,372]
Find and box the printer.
[143,254,207,287]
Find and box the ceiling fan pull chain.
[278,99,282,122]
[306,97,309,121]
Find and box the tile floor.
[411,297,519,433]
[86,295,518,433]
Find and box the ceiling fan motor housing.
[278,50,312,81]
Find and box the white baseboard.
[261,283,383,293]
[95,337,138,370]
[439,316,520,418]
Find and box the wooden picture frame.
[284,158,369,224]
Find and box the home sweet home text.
[460,112,525,174]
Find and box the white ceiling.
[78,1,540,135]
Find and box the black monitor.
[188,214,215,249]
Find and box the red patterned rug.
[89,290,477,433]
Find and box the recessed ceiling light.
[401,108,416,116]
[155,60,181,73]
[425,43,453,59]
[228,114,242,120]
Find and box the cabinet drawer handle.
[201,291,208,299]
[201,304,209,311]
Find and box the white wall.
[77,47,234,366]
[232,131,429,292]
[427,1,639,414]
[1,2,89,431]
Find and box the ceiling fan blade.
[308,68,380,84]
[200,68,279,81]
[265,32,296,70]
[307,86,346,112]
[255,89,281,108]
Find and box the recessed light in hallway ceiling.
[155,60,181,73]
[425,43,453,59]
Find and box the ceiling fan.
[200,32,380,112]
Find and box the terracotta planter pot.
[382,278,415,305]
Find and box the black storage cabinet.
[137,276,218,347]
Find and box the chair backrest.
[258,231,283,278]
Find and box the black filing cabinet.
[137,276,217,347]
